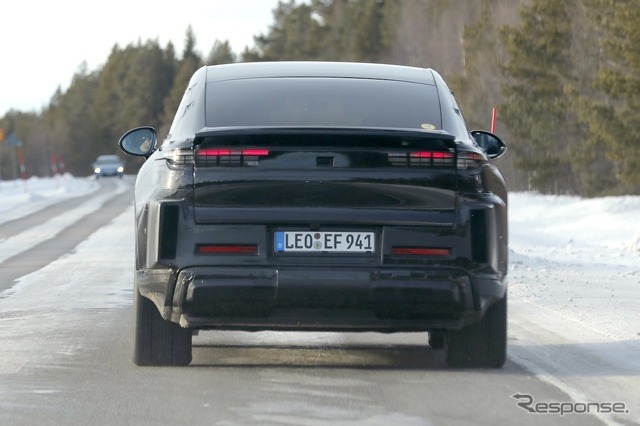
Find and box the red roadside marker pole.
[491,107,498,133]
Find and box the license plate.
[274,231,375,253]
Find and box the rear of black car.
[122,62,507,368]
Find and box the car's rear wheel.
[445,294,507,368]
[133,283,192,366]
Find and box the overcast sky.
[0,0,283,116]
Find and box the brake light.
[196,148,269,166]
[239,149,269,156]
[199,149,232,156]
[410,151,454,159]
[196,244,259,255]
[391,247,451,256]
[388,151,455,167]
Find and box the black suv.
[119,62,508,368]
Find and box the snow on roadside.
[509,192,640,268]
[0,204,134,311]
[507,192,640,425]
[0,175,132,312]
[0,176,133,373]
[508,192,640,341]
[0,174,98,225]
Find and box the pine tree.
[48,66,100,175]
[243,1,326,61]
[353,0,397,62]
[206,40,236,65]
[581,0,640,193]
[499,0,579,194]
[89,40,176,167]
[161,27,203,135]
[448,0,530,192]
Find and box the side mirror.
[471,130,507,159]
[119,127,157,157]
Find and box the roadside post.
[6,133,27,192]
[491,107,498,133]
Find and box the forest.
[1,0,639,196]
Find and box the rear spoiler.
[193,126,457,148]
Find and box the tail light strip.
[196,148,269,167]
[388,151,454,167]
[163,148,194,166]
[165,147,484,169]
[457,152,485,169]
[388,150,485,169]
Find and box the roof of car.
[204,61,437,85]
[96,155,121,162]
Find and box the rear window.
[205,78,442,130]
[95,155,121,164]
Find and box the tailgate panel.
[192,129,458,224]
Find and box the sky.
[0,0,284,116]
[1,175,639,423]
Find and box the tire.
[428,331,445,349]
[445,294,507,368]
[133,284,192,366]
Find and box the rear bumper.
[138,265,505,331]
[134,192,507,332]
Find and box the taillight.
[457,151,485,169]
[163,148,194,166]
[196,244,259,255]
[388,151,455,167]
[391,247,451,257]
[195,148,269,166]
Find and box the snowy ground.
[506,192,640,425]
[0,175,639,424]
[508,192,640,342]
[0,174,100,225]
